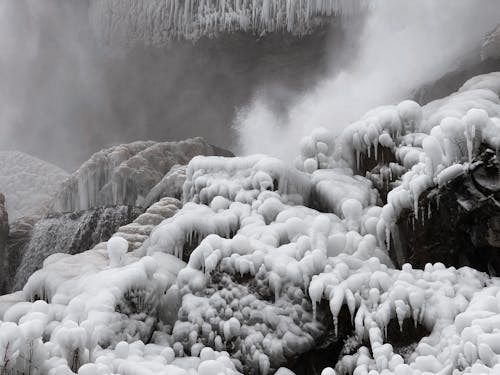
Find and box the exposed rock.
[0,151,68,221]
[11,205,143,292]
[391,148,500,274]
[0,194,9,293]
[2,216,39,294]
[52,138,233,212]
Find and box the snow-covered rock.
[52,138,233,213]
[0,151,68,221]
[9,205,143,294]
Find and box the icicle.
[385,224,391,252]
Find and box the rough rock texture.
[0,151,68,221]
[111,197,181,251]
[392,147,500,274]
[2,216,38,295]
[0,194,9,293]
[10,205,143,292]
[52,138,233,212]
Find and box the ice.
[89,0,369,46]
[3,72,500,375]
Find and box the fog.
[235,0,500,161]
[0,0,343,171]
[1,0,499,172]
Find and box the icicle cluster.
[89,0,369,46]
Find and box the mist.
[0,0,341,171]
[234,0,500,161]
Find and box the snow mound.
[0,151,68,221]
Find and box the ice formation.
[52,138,231,213]
[1,72,500,375]
[0,151,68,221]
[89,0,368,46]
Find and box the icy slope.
[1,73,500,375]
[89,0,367,46]
[0,151,68,221]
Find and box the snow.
[0,151,68,221]
[2,72,500,375]
[107,236,129,268]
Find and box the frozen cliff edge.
[89,0,368,46]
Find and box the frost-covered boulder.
[52,138,233,213]
[0,151,68,221]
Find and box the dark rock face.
[9,205,143,292]
[2,216,38,295]
[289,304,354,375]
[392,148,500,274]
[0,194,9,293]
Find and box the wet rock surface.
[0,194,9,293]
[10,205,143,292]
[392,148,500,274]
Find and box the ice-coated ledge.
[89,0,368,46]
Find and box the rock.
[10,205,143,292]
[391,148,500,275]
[0,193,9,293]
[52,138,233,212]
[1,216,38,295]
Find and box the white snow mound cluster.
[1,73,500,375]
